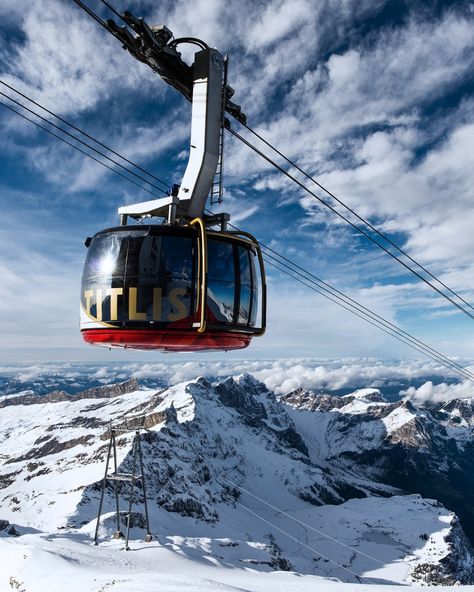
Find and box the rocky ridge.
[281,386,474,551]
[0,375,473,585]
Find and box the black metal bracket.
[105,11,246,124]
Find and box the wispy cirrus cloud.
[0,0,156,114]
[0,1,473,362]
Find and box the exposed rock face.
[410,515,474,585]
[0,378,139,408]
[281,387,474,548]
[1,375,474,584]
[283,387,386,412]
[432,397,474,426]
[0,519,19,536]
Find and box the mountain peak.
[344,388,387,403]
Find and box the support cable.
[242,122,474,315]
[223,477,414,570]
[71,0,111,32]
[0,90,168,196]
[165,476,362,582]
[217,214,474,381]
[71,0,167,81]
[259,248,474,380]
[0,80,169,190]
[262,255,474,382]
[227,127,474,322]
[98,0,125,21]
[0,99,163,198]
[236,501,365,582]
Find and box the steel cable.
[227,127,474,322]
[0,80,169,190]
[259,248,474,379]
[0,90,168,196]
[241,121,474,315]
[262,255,474,381]
[0,99,163,199]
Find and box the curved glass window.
[249,251,258,326]
[81,231,196,325]
[82,229,261,331]
[207,239,236,324]
[238,247,251,324]
[206,238,259,327]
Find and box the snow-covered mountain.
[281,387,474,551]
[1,375,473,590]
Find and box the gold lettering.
[96,288,103,321]
[129,287,147,320]
[153,287,162,321]
[168,288,187,321]
[84,290,93,314]
[107,288,123,321]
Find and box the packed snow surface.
[3,529,474,592]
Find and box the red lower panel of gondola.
[81,329,252,352]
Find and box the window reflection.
[82,231,261,330]
[82,231,195,324]
[207,239,237,324]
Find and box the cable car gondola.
[80,29,266,352]
[81,222,266,351]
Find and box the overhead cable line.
[98,0,124,21]
[164,474,361,582]
[222,477,413,570]
[0,99,164,198]
[227,129,474,323]
[71,0,111,32]
[241,122,474,316]
[0,90,168,196]
[210,215,474,381]
[259,246,473,380]
[261,254,474,382]
[0,80,169,191]
[236,500,365,582]
[221,213,474,380]
[1,81,469,381]
[71,0,166,82]
[71,0,474,323]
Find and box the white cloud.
[247,0,312,50]
[0,0,157,115]
[1,358,467,399]
[223,8,474,294]
[402,379,474,404]
[0,216,83,352]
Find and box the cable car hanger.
[80,9,266,352]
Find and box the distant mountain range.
[282,386,474,547]
[1,374,473,586]
[0,361,460,400]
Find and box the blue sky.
[0,0,473,365]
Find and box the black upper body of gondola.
[80,223,266,351]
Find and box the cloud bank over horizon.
[1,357,472,403]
